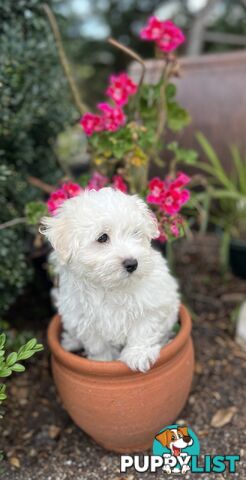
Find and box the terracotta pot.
[47,304,194,453]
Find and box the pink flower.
[146,177,165,205]
[157,225,168,243]
[146,173,190,216]
[157,20,185,53]
[106,73,137,106]
[112,175,128,193]
[140,17,185,53]
[140,16,164,41]
[170,223,179,237]
[171,172,190,188]
[88,172,109,191]
[80,113,103,136]
[98,102,126,132]
[62,181,82,197]
[47,182,82,214]
[47,189,68,215]
[161,186,190,215]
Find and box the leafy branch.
[0,334,44,405]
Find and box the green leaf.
[33,344,44,352]
[168,143,198,165]
[0,367,12,377]
[167,102,191,132]
[196,132,236,191]
[0,384,7,402]
[6,352,17,367]
[0,334,6,350]
[230,145,246,195]
[166,83,176,99]
[0,384,6,392]
[78,173,91,188]
[11,363,25,372]
[17,350,37,360]
[25,201,48,225]
[25,338,37,350]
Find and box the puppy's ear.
[178,426,189,437]
[133,196,159,240]
[155,430,172,447]
[40,213,72,264]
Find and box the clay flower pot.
[47,304,194,453]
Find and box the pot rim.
[47,304,192,377]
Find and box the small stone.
[176,418,186,425]
[9,457,20,468]
[29,448,37,457]
[211,406,237,428]
[195,361,203,374]
[235,301,246,351]
[48,425,61,439]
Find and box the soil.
[0,234,246,480]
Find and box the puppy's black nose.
[123,258,138,273]
[183,435,191,443]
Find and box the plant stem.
[166,241,174,273]
[27,176,55,194]
[155,59,172,143]
[0,218,26,231]
[42,3,88,116]
[108,37,146,90]
[220,230,230,273]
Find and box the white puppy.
[41,187,180,372]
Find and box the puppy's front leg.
[61,330,83,352]
[83,336,120,362]
[119,316,166,372]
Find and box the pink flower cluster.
[157,214,185,243]
[47,174,128,214]
[146,172,190,242]
[106,73,137,106]
[80,104,126,136]
[47,182,82,214]
[80,73,137,136]
[140,17,185,53]
[147,172,190,215]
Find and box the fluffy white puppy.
[41,187,180,372]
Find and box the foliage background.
[1,0,246,318]
[0,0,76,315]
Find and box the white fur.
[41,187,180,372]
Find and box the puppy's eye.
[97,233,109,243]
[172,435,176,441]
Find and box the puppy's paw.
[119,344,161,372]
[61,331,82,352]
[163,465,172,474]
[181,465,190,474]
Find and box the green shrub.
[0,333,43,409]
[0,0,77,314]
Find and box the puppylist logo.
[120,424,240,475]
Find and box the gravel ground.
[0,234,246,479]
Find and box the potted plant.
[25,15,197,452]
[27,15,202,257]
[195,133,246,278]
[47,305,193,453]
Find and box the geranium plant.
[25,16,199,244]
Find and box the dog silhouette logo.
[153,424,200,474]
